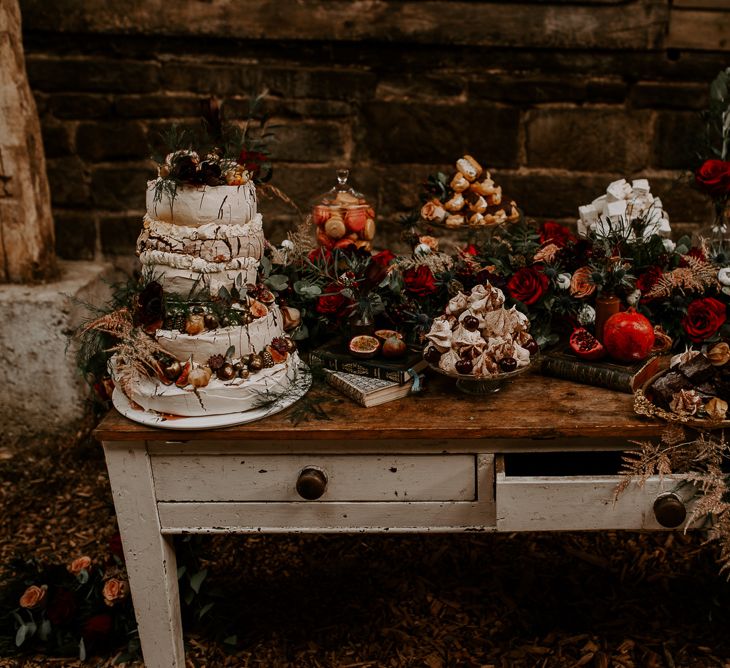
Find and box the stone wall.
[19,0,730,257]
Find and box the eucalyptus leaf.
[79,637,86,661]
[292,323,309,340]
[177,566,187,579]
[15,624,27,647]
[260,256,273,278]
[265,274,289,292]
[224,635,238,646]
[39,619,51,641]
[189,568,208,594]
[198,602,215,620]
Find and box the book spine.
[324,372,366,406]
[540,357,632,393]
[309,352,410,384]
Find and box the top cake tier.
[146,179,257,227]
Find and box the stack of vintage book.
[310,339,427,407]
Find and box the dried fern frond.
[644,254,719,299]
[396,252,454,274]
[284,218,316,264]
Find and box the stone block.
[100,214,142,255]
[113,94,203,119]
[653,111,706,170]
[631,82,709,110]
[50,93,113,119]
[358,102,520,167]
[258,164,337,219]
[226,96,353,119]
[91,165,150,210]
[256,67,377,101]
[77,121,149,162]
[160,62,245,96]
[41,121,74,159]
[466,75,627,104]
[649,174,713,224]
[55,211,97,261]
[268,121,346,163]
[376,73,465,101]
[526,109,652,172]
[0,260,119,436]
[46,157,91,207]
[26,56,160,93]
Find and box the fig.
[248,299,269,319]
[569,328,606,361]
[162,360,182,381]
[349,335,380,359]
[188,367,211,388]
[462,315,479,332]
[602,309,654,363]
[374,329,403,343]
[267,345,288,365]
[455,358,474,375]
[499,357,517,373]
[175,359,193,387]
[204,314,219,329]
[424,346,442,364]
[382,336,407,359]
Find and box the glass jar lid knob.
[336,169,349,187]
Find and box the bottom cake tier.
[111,351,302,417]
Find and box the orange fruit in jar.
[324,217,346,239]
[362,217,376,240]
[334,238,357,251]
[344,207,367,232]
[317,228,335,249]
[312,205,331,227]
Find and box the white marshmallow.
[632,178,650,194]
[606,179,628,201]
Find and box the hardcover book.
[539,346,661,393]
[309,339,427,384]
[324,369,422,407]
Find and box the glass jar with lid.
[311,169,376,251]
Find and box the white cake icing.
[116,352,301,417]
[139,250,259,295]
[138,214,265,262]
[145,179,257,227]
[156,307,284,364]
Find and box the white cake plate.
[111,363,312,430]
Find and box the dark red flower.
[82,613,113,645]
[679,247,707,267]
[316,284,347,316]
[237,149,268,177]
[307,248,332,264]
[403,265,437,297]
[47,588,77,626]
[539,221,576,248]
[108,533,124,559]
[371,249,395,267]
[636,266,663,293]
[507,266,549,306]
[682,297,726,343]
[695,159,730,198]
[463,244,478,256]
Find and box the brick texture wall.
[18,0,730,260]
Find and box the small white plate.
[112,363,312,430]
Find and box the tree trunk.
[0,0,55,282]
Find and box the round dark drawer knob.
[653,492,686,528]
[296,467,328,500]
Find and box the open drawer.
[495,452,699,532]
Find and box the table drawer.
[151,454,477,502]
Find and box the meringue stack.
[420,155,520,228]
[424,283,536,377]
[577,178,670,240]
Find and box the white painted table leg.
[103,441,185,668]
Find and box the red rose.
[463,244,478,256]
[82,613,113,645]
[308,248,332,264]
[540,221,576,248]
[695,159,730,198]
[403,265,437,297]
[47,588,77,626]
[316,284,347,315]
[371,249,395,267]
[636,266,663,293]
[237,149,268,177]
[682,297,726,343]
[507,266,549,306]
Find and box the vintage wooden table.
[94,374,690,668]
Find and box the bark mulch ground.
[1,419,730,667]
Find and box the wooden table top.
[94,373,666,442]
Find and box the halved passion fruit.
[349,335,380,359]
[374,329,403,342]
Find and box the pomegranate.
[569,328,606,361]
[382,336,407,359]
[602,308,655,363]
